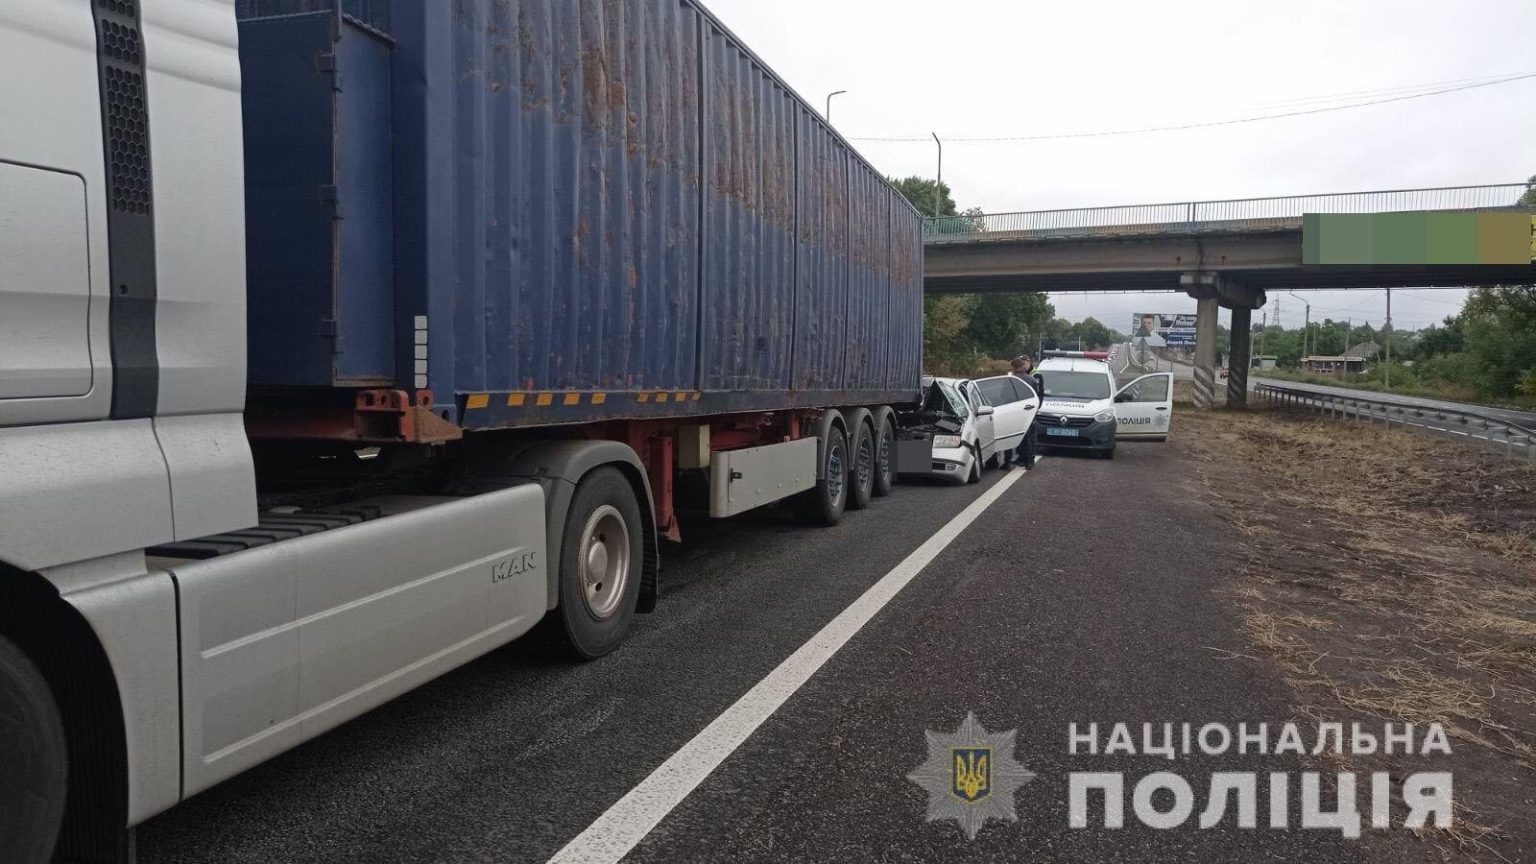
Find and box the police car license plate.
[1045,427,1080,437]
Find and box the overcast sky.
[706,0,1536,335]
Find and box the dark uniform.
[1013,372,1041,467]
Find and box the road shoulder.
[1179,408,1536,862]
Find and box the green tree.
[1070,317,1117,350]
[1519,173,1536,207]
[1460,286,1536,395]
[1349,322,1380,349]
[1310,318,1355,356]
[922,295,975,374]
[1254,325,1304,367]
[889,176,956,218]
[1412,316,1463,358]
[1032,317,1076,352]
[967,293,1054,357]
[892,178,1055,373]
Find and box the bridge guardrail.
[1254,381,1536,461]
[924,183,1535,244]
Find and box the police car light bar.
[1041,350,1109,360]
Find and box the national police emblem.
[952,747,991,802]
[908,712,1034,840]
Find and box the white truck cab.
[1034,354,1174,458]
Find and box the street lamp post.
[1384,287,1392,388]
[1286,290,1311,365]
[824,89,846,123]
[931,132,942,217]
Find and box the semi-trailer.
[0,0,924,859]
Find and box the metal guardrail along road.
[924,183,1536,244]
[1254,381,1536,460]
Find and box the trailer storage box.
[237,0,923,431]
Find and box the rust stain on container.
[238,0,920,425]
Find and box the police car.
[1033,352,1174,458]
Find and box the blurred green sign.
[1302,212,1534,265]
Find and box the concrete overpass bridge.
[922,183,1536,406]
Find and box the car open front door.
[1113,372,1174,440]
[1011,376,1040,438]
[964,381,998,460]
[973,376,1027,454]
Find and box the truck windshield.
[1039,371,1111,400]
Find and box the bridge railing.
[924,183,1535,244]
[1254,381,1536,461]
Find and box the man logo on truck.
[491,551,539,584]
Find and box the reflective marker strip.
[545,467,1030,864]
[487,391,702,407]
[465,394,489,410]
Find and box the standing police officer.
[1008,355,1040,470]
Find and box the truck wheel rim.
[856,434,873,490]
[877,425,893,483]
[827,444,845,504]
[580,505,630,620]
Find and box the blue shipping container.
[238,0,923,429]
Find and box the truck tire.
[871,407,896,498]
[845,413,875,511]
[795,425,848,526]
[556,467,644,659]
[0,634,67,864]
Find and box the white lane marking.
[546,469,1029,864]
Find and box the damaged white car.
[894,376,1039,484]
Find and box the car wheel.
[796,425,848,526]
[846,418,875,511]
[871,410,896,498]
[967,445,982,484]
[0,634,68,864]
[557,467,644,659]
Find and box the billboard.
[1132,313,1197,348]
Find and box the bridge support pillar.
[1227,306,1252,407]
[1192,297,1220,409]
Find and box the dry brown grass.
[1178,408,1536,861]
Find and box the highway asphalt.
[137,444,1421,864]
